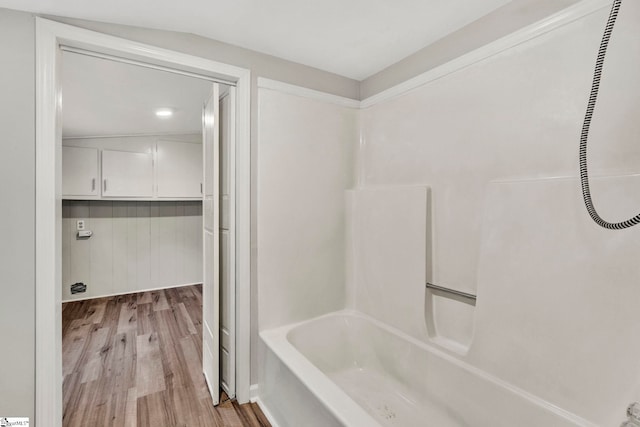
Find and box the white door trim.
[35,17,252,427]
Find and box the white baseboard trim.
[257,77,361,109]
[249,383,260,403]
[61,281,202,303]
[203,369,216,406]
[254,397,282,427]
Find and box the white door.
[202,83,220,405]
[219,87,236,397]
[220,87,236,397]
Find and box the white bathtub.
[259,311,596,427]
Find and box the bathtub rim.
[260,309,598,427]
[261,319,382,426]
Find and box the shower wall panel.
[357,3,640,425]
[256,88,359,330]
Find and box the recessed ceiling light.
[155,108,174,118]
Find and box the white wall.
[256,87,358,400]
[4,2,639,421]
[354,3,640,425]
[0,6,360,416]
[49,16,360,100]
[43,16,361,387]
[61,135,204,300]
[0,7,35,423]
[361,3,640,294]
[62,200,202,300]
[257,88,358,330]
[359,0,580,99]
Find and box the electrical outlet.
[76,220,85,231]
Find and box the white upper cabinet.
[101,149,154,197]
[62,139,203,200]
[62,146,99,197]
[156,140,203,198]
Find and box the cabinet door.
[62,146,99,197]
[101,149,153,197]
[156,140,203,198]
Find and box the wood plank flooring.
[62,285,270,427]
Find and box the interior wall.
[0,8,35,422]
[42,15,362,387]
[2,2,634,420]
[257,88,358,330]
[46,15,360,101]
[61,135,204,301]
[359,3,640,295]
[62,200,202,301]
[356,3,640,425]
[0,6,359,416]
[359,0,580,99]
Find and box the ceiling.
[0,0,511,80]
[62,51,214,137]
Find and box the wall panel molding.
[257,77,361,108]
[62,200,203,301]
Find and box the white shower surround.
[256,1,640,426]
[261,311,596,427]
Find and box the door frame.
[35,17,252,426]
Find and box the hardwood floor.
[62,285,270,427]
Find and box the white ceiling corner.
[1,0,511,80]
[9,0,516,137]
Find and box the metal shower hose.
[579,0,639,229]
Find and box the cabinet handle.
[103,179,107,192]
[91,178,96,192]
[200,183,203,194]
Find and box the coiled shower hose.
[579,0,640,229]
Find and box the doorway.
[36,18,251,427]
[59,48,236,423]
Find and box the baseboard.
[203,370,216,405]
[249,383,260,402]
[61,282,202,303]
[254,397,282,427]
